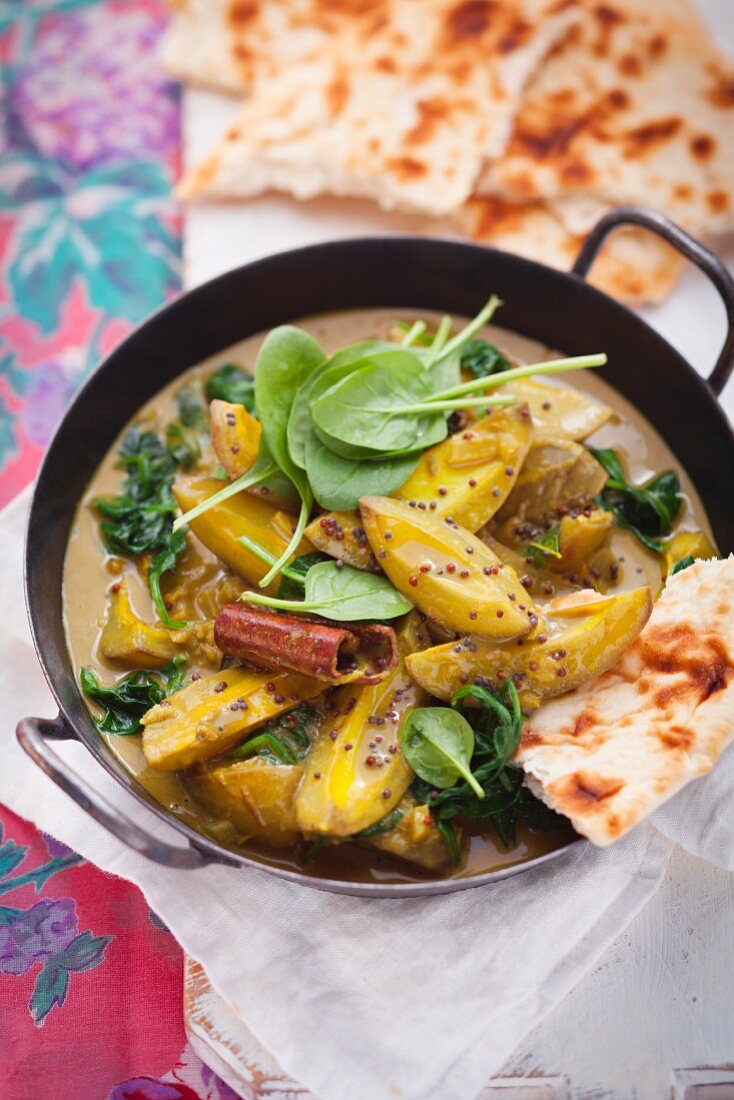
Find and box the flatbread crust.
[517,557,734,845]
[178,0,580,216]
[161,0,379,95]
[459,196,685,303]
[479,0,734,236]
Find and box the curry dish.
[63,303,717,883]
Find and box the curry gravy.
[63,309,714,883]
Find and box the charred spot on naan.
[707,190,729,214]
[705,71,734,108]
[549,770,624,809]
[228,0,259,27]
[637,623,733,704]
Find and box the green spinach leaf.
[287,340,390,470]
[311,350,446,457]
[670,554,696,575]
[175,383,208,430]
[409,680,561,859]
[148,527,187,629]
[93,428,190,627]
[80,657,185,736]
[589,447,682,554]
[524,522,562,567]
[243,559,412,621]
[401,708,484,797]
[460,340,512,378]
[227,704,320,765]
[254,326,326,585]
[305,431,419,511]
[205,363,256,413]
[276,551,332,599]
[357,807,405,838]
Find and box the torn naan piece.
[480,0,734,236]
[179,0,580,216]
[517,557,734,846]
[459,196,685,304]
[161,0,379,94]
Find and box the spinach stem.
[242,592,320,612]
[425,315,452,367]
[434,295,502,363]
[364,394,516,414]
[431,353,607,402]
[258,495,311,588]
[172,462,278,532]
[238,533,305,584]
[401,320,427,348]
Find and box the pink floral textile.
[0,2,237,1096]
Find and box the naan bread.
[162,0,379,94]
[179,0,579,216]
[480,0,734,236]
[517,557,734,845]
[460,196,685,303]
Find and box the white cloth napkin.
[3,485,734,1100]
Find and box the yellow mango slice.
[99,582,180,668]
[393,407,532,532]
[406,586,652,707]
[360,496,535,640]
[173,477,313,595]
[552,510,613,572]
[296,613,430,837]
[361,795,454,872]
[495,438,608,538]
[662,529,717,578]
[187,759,303,848]
[141,667,323,771]
[209,399,260,479]
[498,378,611,440]
[305,511,378,571]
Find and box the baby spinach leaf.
[276,551,332,599]
[93,428,191,628]
[227,704,320,765]
[255,325,326,473]
[287,340,389,470]
[589,447,682,554]
[305,431,419,511]
[165,421,201,471]
[94,429,178,556]
[401,708,484,797]
[254,326,326,585]
[670,554,695,575]
[80,656,185,736]
[205,363,256,413]
[409,680,554,859]
[175,383,208,430]
[524,522,562,567]
[243,560,412,621]
[460,339,512,379]
[311,350,446,457]
[357,807,405,838]
[238,533,329,596]
[148,527,187,629]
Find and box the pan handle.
[572,205,734,396]
[16,715,213,870]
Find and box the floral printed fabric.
[0,2,236,1096]
[0,0,181,506]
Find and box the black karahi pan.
[16,207,734,897]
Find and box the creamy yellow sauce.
[62,308,714,883]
